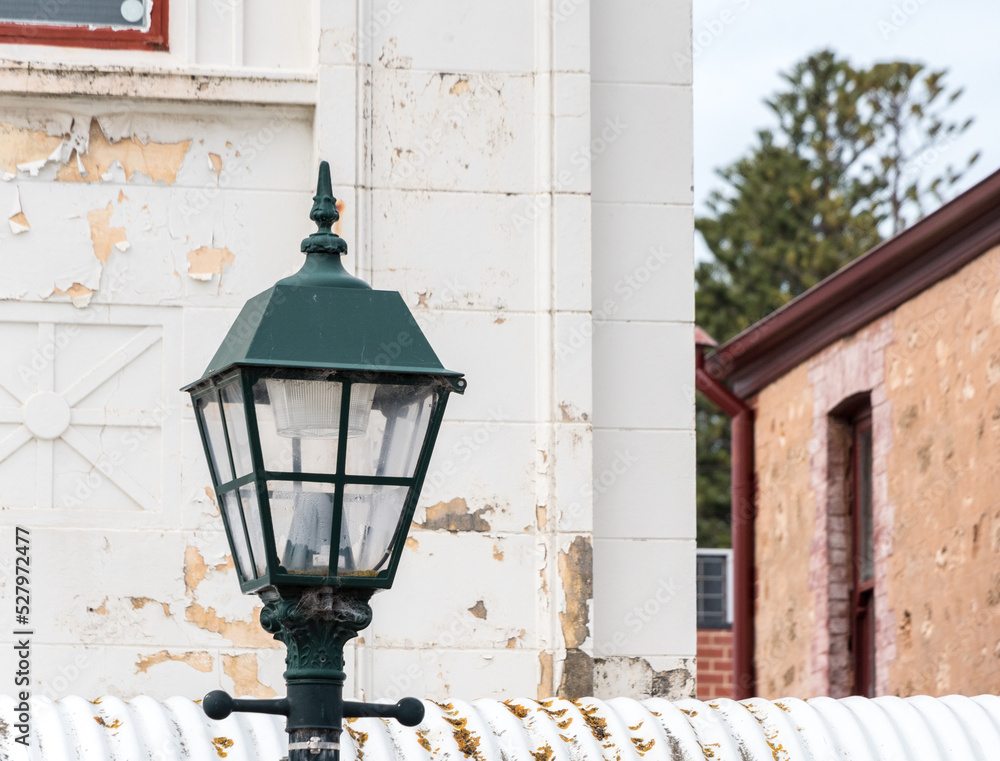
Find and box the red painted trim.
[850,412,875,697]
[707,167,1000,398]
[0,0,167,51]
[696,344,756,699]
[730,409,755,700]
[696,368,745,418]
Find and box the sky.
[693,0,1000,261]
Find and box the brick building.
[704,167,1000,698]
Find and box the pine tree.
[695,50,978,547]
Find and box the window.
[697,549,733,629]
[0,0,167,50]
[850,412,875,697]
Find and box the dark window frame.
[0,0,167,51]
[850,410,875,697]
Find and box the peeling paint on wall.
[416,498,491,532]
[536,505,548,531]
[184,546,232,595]
[0,122,64,174]
[8,188,28,233]
[0,117,190,185]
[182,545,276,648]
[57,120,191,184]
[86,202,128,262]
[208,153,223,176]
[222,653,278,698]
[185,603,280,649]
[558,402,589,423]
[557,536,592,650]
[538,651,553,700]
[135,650,213,674]
[130,596,170,616]
[89,597,109,615]
[558,649,594,699]
[555,536,594,699]
[51,282,94,308]
[593,656,696,700]
[187,246,235,281]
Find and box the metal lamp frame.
[190,366,453,594]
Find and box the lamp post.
[182,161,465,760]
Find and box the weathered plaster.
[593,656,696,700]
[135,650,212,675]
[222,653,278,698]
[538,652,554,700]
[0,0,695,701]
[208,153,223,176]
[56,119,190,184]
[415,498,492,533]
[50,282,94,308]
[0,117,189,183]
[186,246,235,281]
[86,202,128,262]
[8,187,28,233]
[182,546,279,650]
[556,536,594,698]
[558,536,593,650]
[0,122,64,174]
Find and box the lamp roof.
[183,284,464,390]
[183,162,464,392]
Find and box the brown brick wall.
[696,628,733,699]
[752,243,1000,698]
[883,245,1000,695]
[753,361,816,697]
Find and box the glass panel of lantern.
[251,373,439,579]
[194,388,259,581]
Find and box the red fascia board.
[706,167,1000,397]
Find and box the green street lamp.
[182,161,465,760]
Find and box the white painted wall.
[0,0,693,703]
[590,1,697,697]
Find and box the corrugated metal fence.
[2,693,1000,760]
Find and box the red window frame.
[0,1,167,51]
[850,411,875,697]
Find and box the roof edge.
[706,167,1000,397]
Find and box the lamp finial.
[301,161,347,256]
